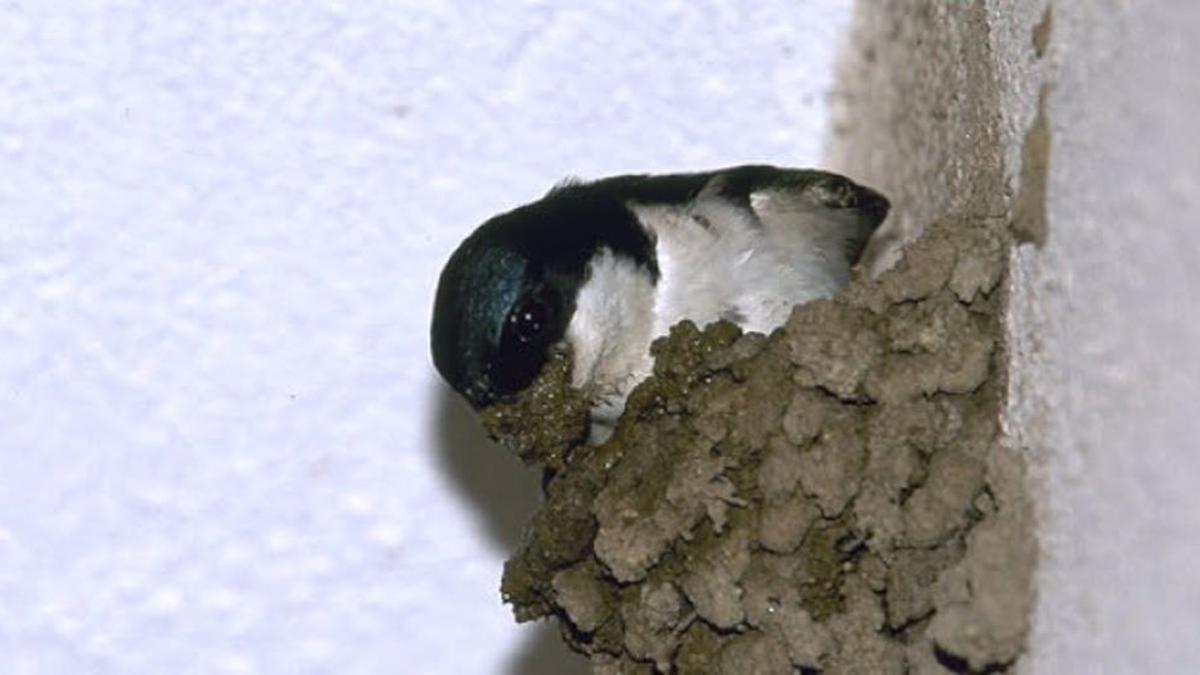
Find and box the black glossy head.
[430,182,658,409]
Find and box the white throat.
[563,248,657,427]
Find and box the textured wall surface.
[1008,2,1200,671]
[0,3,849,673]
[831,1,1200,671]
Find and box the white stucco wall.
[1008,2,1200,672]
[0,3,850,673]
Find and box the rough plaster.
[826,1,1010,273]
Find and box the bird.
[430,164,889,439]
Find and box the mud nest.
[488,217,1033,674]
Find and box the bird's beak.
[463,376,497,409]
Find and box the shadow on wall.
[432,383,589,674]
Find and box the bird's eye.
[507,299,549,344]
[489,294,558,398]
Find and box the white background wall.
[1010,2,1200,672]
[0,3,850,673]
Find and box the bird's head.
[431,227,570,409]
[430,186,654,410]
